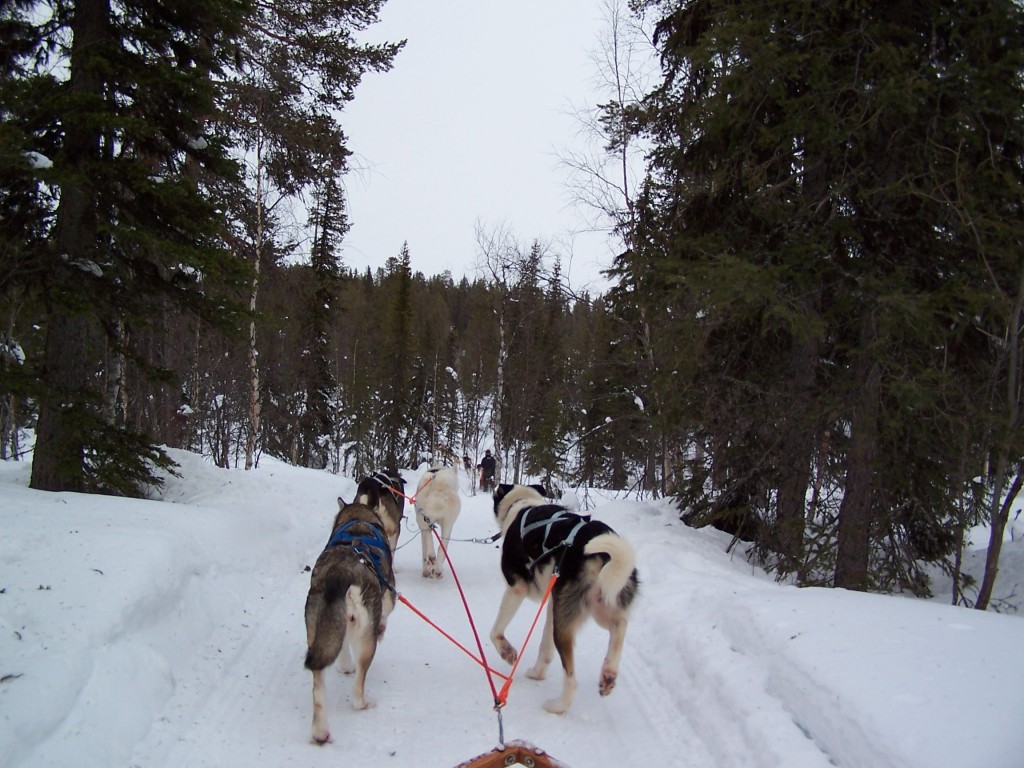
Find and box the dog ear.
[337,496,347,511]
[492,484,513,515]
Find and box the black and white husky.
[355,471,406,553]
[490,483,639,714]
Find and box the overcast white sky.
[341,0,639,291]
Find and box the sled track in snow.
[616,648,716,767]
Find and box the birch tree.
[223,0,402,470]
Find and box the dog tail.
[584,533,637,605]
[357,482,381,510]
[304,577,351,671]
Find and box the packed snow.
[1,450,1022,768]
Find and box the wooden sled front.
[454,740,570,768]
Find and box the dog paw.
[352,696,375,711]
[495,637,518,665]
[311,728,331,744]
[526,665,547,681]
[543,698,569,715]
[599,668,618,696]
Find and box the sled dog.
[490,483,639,714]
[414,466,461,579]
[355,471,406,552]
[304,498,396,744]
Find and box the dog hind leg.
[599,616,628,696]
[338,630,356,675]
[544,600,587,714]
[379,590,396,639]
[304,585,347,743]
[433,515,456,578]
[346,586,376,710]
[310,668,331,743]
[350,628,377,710]
[418,513,438,578]
[526,601,555,681]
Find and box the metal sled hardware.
[454,740,570,768]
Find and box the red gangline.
[431,527,503,706]
[397,512,559,713]
[397,593,509,681]
[387,471,432,505]
[497,571,558,707]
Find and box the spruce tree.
[8,0,250,494]
[380,242,414,469]
[629,0,1024,592]
[298,176,346,468]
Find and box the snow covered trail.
[124,462,750,768]
[4,453,1022,768]
[129,464,832,768]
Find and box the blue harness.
[325,521,394,595]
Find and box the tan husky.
[414,466,461,578]
[304,498,396,744]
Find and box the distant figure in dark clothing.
[478,449,496,493]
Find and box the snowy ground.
[1,450,1022,768]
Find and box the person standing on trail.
[478,449,496,493]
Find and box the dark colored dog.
[304,498,396,743]
[355,471,406,552]
[490,484,639,714]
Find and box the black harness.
[518,506,590,572]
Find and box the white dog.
[414,466,461,578]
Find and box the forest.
[3,0,1024,610]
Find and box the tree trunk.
[976,265,1024,609]
[32,310,96,492]
[104,318,126,428]
[244,260,261,470]
[976,471,1023,609]
[834,318,881,591]
[775,329,818,578]
[30,0,110,492]
[244,157,265,471]
[493,313,506,482]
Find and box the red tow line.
[397,510,558,744]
